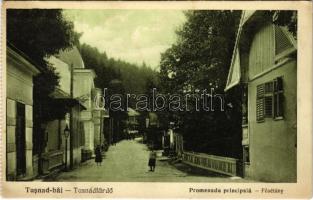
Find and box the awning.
[53,98,87,110]
[50,87,86,110]
[50,87,70,99]
[224,47,241,91]
[49,87,87,110]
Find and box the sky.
[64,10,186,70]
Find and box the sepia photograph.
[1,1,312,198]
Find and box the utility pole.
[100,109,102,145]
[69,64,74,169]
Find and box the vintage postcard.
[1,1,312,199]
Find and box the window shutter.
[256,99,264,121]
[276,76,283,91]
[257,84,265,98]
[256,84,265,122]
[256,78,284,122]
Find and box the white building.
[6,44,40,180]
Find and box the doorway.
[15,102,26,177]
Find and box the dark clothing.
[95,147,102,163]
[148,158,156,166]
[148,151,157,167]
[148,151,157,171]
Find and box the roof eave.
[7,43,41,76]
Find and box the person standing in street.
[148,149,157,172]
[95,145,103,166]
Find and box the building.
[92,88,106,147]
[124,108,140,139]
[73,68,96,158]
[6,44,40,180]
[127,108,140,129]
[225,11,297,182]
[58,47,97,160]
[41,55,86,174]
[145,112,163,149]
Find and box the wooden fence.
[182,151,238,176]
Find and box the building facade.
[58,47,97,162]
[42,55,86,173]
[6,44,100,179]
[225,11,297,182]
[92,88,106,147]
[73,68,96,154]
[6,45,40,180]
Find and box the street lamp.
[64,124,70,171]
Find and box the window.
[243,146,250,163]
[264,82,273,117]
[79,121,85,146]
[256,77,284,122]
[273,77,284,118]
[242,84,248,125]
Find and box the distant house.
[6,44,40,180]
[124,108,140,139]
[145,112,164,149]
[147,112,159,128]
[127,108,140,129]
[225,11,297,182]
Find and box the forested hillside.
[78,43,158,96]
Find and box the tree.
[7,9,79,154]
[7,9,78,67]
[7,9,79,120]
[159,10,242,158]
[272,11,297,39]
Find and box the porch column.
[25,105,33,177]
[6,99,16,180]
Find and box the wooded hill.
[78,43,158,97]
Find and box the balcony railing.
[42,150,64,173]
[182,151,238,176]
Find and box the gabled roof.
[225,10,297,92]
[57,46,85,69]
[46,55,71,95]
[225,48,241,91]
[224,11,250,91]
[241,10,256,26]
[225,11,266,91]
[127,108,140,117]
